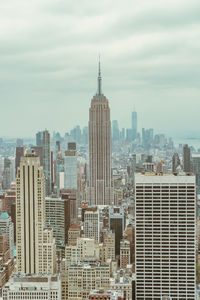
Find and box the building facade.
[87,62,113,206]
[64,143,77,190]
[183,144,191,173]
[2,274,61,300]
[16,150,56,274]
[0,212,14,259]
[83,208,100,243]
[36,130,51,195]
[61,263,110,300]
[135,173,196,299]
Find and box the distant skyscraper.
[82,126,89,145]
[64,143,77,190]
[120,128,125,141]
[183,144,191,173]
[131,111,137,139]
[16,138,23,147]
[135,173,196,299]
[54,151,64,196]
[87,61,113,205]
[126,128,134,142]
[112,120,120,142]
[31,146,43,166]
[172,152,181,173]
[36,130,51,195]
[2,158,12,190]
[15,146,24,175]
[191,154,200,193]
[16,149,56,274]
[70,125,81,144]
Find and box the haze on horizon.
[0,0,200,138]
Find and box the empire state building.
[87,61,113,206]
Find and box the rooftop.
[135,172,195,184]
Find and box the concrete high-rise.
[36,130,51,195]
[16,149,56,274]
[87,61,113,205]
[135,173,196,299]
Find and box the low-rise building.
[89,289,123,299]
[61,263,110,300]
[110,271,132,300]
[2,274,61,300]
[120,239,130,269]
[68,223,81,245]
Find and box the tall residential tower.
[87,61,113,205]
[16,149,56,274]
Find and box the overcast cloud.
[0,0,200,138]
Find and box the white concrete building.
[16,150,56,274]
[65,237,100,265]
[135,173,196,299]
[2,274,61,300]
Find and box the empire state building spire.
[97,56,102,95]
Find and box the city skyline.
[0,0,200,137]
[1,1,200,299]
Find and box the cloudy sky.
[0,0,200,138]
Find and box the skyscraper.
[172,152,181,173]
[2,158,12,190]
[87,61,113,205]
[131,110,137,140]
[112,120,120,142]
[15,146,24,175]
[183,144,191,173]
[36,130,51,195]
[109,207,125,256]
[16,149,56,274]
[135,173,196,299]
[191,154,200,193]
[64,142,77,190]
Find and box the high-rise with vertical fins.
[87,60,113,206]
